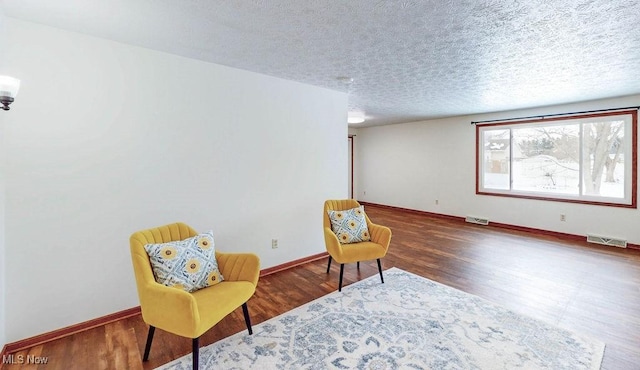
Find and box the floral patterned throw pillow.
[328,206,371,244]
[144,231,224,292]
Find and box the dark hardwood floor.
[3,204,640,369]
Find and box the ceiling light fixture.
[336,76,354,84]
[0,76,20,111]
[348,111,365,124]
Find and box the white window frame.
[476,110,637,208]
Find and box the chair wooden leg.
[242,302,253,335]
[326,256,332,273]
[192,337,199,370]
[357,261,360,269]
[339,264,344,291]
[142,326,155,361]
[377,259,384,284]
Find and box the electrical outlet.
[435,199,439,205]
[271,239,278,249]
[560,214,566,222]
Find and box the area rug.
[157,268,604,369]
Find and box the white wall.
[0,9,7,351]
[348,127,360,199]
[3,18,347,342]
[356,95,640,244]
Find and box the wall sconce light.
[348,111,365,124]
[0,76,21,111]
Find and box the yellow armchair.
[130,222,260,369]
[324,200,392,291]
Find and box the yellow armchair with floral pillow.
[130,222,260,369]
[323,200,392,291]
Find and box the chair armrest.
[217,252,260,286]
[140,281,200,337]
[324,227,343,259]
[368,223,392,251]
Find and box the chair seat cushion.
[335,241,387,263]
[327,206,371,244]
[144,231,224,293]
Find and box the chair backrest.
[323,199,363,229]
[130,222,198,301]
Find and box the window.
[476,110,637,208]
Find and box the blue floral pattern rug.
[157,268,604,369]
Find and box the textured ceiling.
[2,0,640,127]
